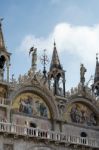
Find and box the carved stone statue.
[32,48,37,66]
[58,101,65,117]
[29,47,37,71]
[80,64,87,85]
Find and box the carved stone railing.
[0,122,98,148]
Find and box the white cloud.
[18,23,99,64]
[18,34,53,56]
[53,23,99,64]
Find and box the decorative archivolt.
[56,96,99,126]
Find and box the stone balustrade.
[0,122,98,148]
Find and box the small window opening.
[80,132,87,137]
[29,122,37,128]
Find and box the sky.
[1,0,99,90]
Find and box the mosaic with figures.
[65,103,97,126]
[12,93,51,119]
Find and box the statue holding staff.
[29,47,37,72]
[80,64,87,86]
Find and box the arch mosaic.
[64,101,97,126]
[55,96,99,124]
[12,92,51,119]
[9,86,59,120]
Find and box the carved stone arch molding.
[67,97,99,115]
[9,85,59,120]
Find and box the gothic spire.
[0,19,11,82]
[94,53,99,83]
[48,42,66,97]
[93,53,99,96]
[0,18,6,50]
[50,41,62,71]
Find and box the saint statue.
[29,47,37,71]
[80,64,87,85]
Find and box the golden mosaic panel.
[12,93,51,119]
[64,103,97,126]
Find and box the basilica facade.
[0,21,99,150]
